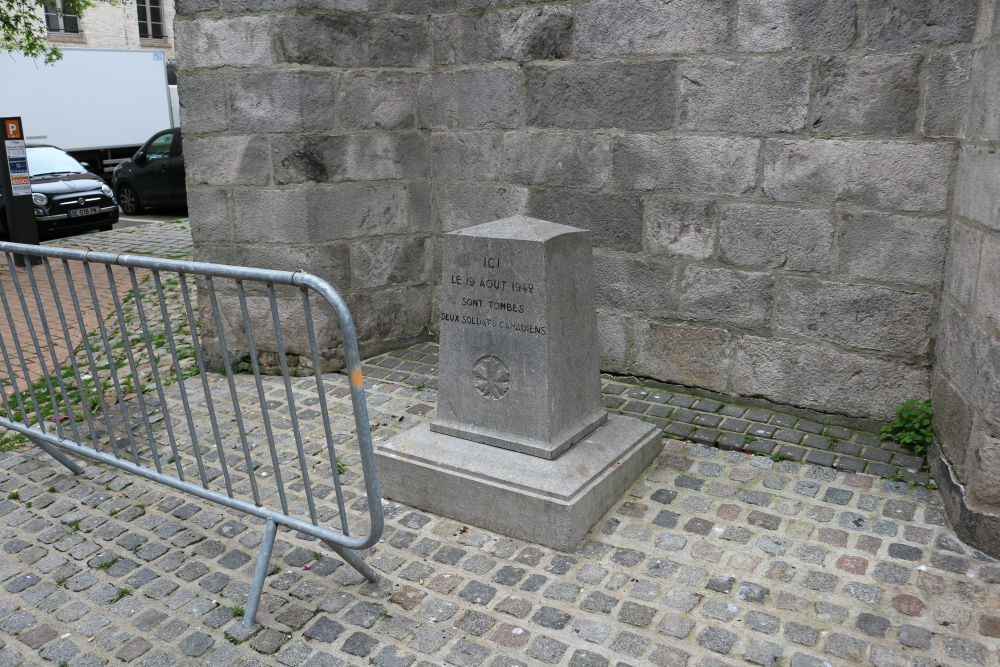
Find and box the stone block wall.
[175,0,988,421]
[929,4,1000,556]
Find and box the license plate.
[67,206,99,218]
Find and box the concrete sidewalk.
[0,224,995,667]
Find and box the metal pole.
[244,519,277,628]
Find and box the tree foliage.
[1,0,96,63]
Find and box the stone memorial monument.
[374,217,661,550]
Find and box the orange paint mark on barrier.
[351,368,363,387]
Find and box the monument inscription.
[430,216,607,459]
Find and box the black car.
[112,128,186,215]
[0,145,119,241]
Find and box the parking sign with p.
[4,119,21,140]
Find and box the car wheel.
[0,211,8,241]
[117,183,142,215]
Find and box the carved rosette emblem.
[473,355,510,400]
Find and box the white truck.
[0,47,178,179]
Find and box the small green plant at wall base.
[232,604,244,618]
[881,399,933,457]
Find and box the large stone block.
[460,5,573,63]
[382,0,456,13]
[643,197,717,259]
[968,428,1000,508]
[678,267,773,330]
[347,284,434,344]
[175,17,273,70]
[351,237,430,289]
[633,321,731,392]
[176,72,228,133]
[525,61,675,130]
[430,14,461,66]
[954,144,1000,230]
[272,133,427,185]
[763,139,952,212]
[967,44,1000,142]
[836,211,947,287]
[923,51,972,138]
[503,132,609,188]
[432,218,605,458]
[274,14,429,68]
[978,234,1000,331]
[229,71,335,133]
[596,312,630,370]
[455,68,521,129]
[185,188,230,243]
[976,1,1000,39]
[225,0,381,12]
[232,188,308,243]
[308,184,412,241]
[176,0,219,16]
[340,133,427,183]
[936,306,1000,424]
[776,277,935,356]
[208,241,352,295]
[185,136,270,186]
[731,336,929,419]
[431,133,501,181]
[575,0,731,58]
[592,252,676,319]
[931,372,973,479]
[210,289,344,358]
[678,57,810,133]
[612,136,759,194]
[736,0,857,51]
[865,0,977,48]
[417,72,453,130]
[944,221,982,308]
[337,71,415,130]
[718,203,832,271]
[434,183,528,232]
[408,181,433,233]
[232,184,410,243]
[812,54,921,136]
[528,189,642,251]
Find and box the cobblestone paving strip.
[0,367,996,666]
[0,223,198,451]
[0,222,193,392]
[362,344,931,485]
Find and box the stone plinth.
[430,216,606,460]
[377,415,661,551]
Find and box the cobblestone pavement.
[363,346,929,485]
[0,360,997,666]
[0,222,193,385]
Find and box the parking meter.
[1,117,39,266]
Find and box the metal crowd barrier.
[0,241,384,627]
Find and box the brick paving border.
[362,344,931,485]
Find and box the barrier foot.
[244,518,277,628]
[324,539,379,583]
[29,437,83,475]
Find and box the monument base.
[374,414,662,551]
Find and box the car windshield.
[26,146,87,177]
